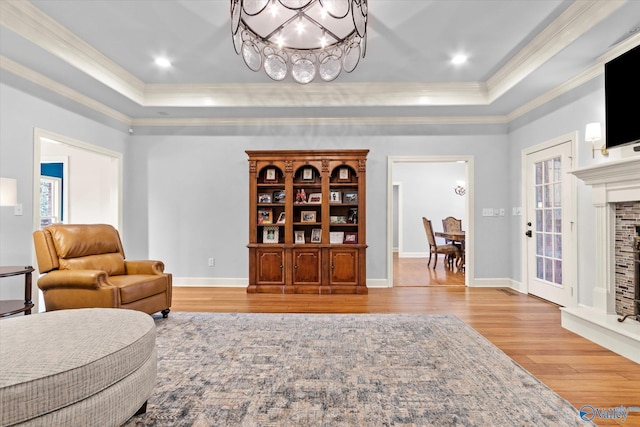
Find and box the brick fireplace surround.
[568,156,640,363]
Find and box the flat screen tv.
[604,44,640,149]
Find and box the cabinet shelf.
[247,150,368,294]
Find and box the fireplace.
[617,224,640,323]
[567,156,640,363]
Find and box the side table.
[0,266,35,317]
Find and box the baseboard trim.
[472,277,518,288]
[174,277,391,289]
[174,277,247,287]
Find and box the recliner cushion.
[47,224,126,275]
[110,275,169,304]
[59,253,126,276]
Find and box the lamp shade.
[585,122,602,142]
[0,177,17,206]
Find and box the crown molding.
[0,55,132,125]
[0,0,145,104]
[130,115,508,128]
[487,0,625,103]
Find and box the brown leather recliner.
[33,224,172,317]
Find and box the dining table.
[435,230,465,270]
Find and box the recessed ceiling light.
[451,54,468,65]
[154,57,172,68]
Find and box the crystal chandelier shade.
[231,0,368,84]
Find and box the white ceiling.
[1,0,639,129]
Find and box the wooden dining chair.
[442,216,463,263]
[422,217,460,269]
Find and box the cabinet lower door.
[292,248,321,286]
[330,248,358,286]
[256,248,284,285]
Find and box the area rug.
[124,313,590,426]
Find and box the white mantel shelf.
[567,156,640,364]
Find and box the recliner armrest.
[124,260,165,275]
[37,270,113,291]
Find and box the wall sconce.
[0,177,17,206]
[454,180,466,196]
[585,122,608,158]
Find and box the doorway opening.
[32,128,123,312]
[387,156,474,287]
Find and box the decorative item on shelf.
[454,181,466,196]
[230,0,368,84]
[330,216,347,224]
[276,212,286,224]
[301,211,316,222]
[330,190,342,203]
[258,207,273,224]
[308,193,322,204]
[294,230,305,243]
[302,168,314,181]
[295,188,307,203]
[264,168,278,182]
[344,232,358,243]
[348,207,358,224]
[263,226,279,244]
[338,167,350,181]
[344,191,358,204]
[310,228,322,243]
[272,190,286,203]
[330,231,345,244]
[258,193,272,203]
[585,122,609,158]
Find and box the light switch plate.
[14,203,23,216]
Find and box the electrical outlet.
[208,258,215,267]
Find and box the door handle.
[525,230,532,238]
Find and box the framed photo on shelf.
[272,190,286,203]
[301,211,316,222]
[264,168,277,182]
[344,191,358,204]
[294,230,305,244]
[310,228,322,243]
[330,216,347,224]
[348,208,358,224]
[258,193,272,203]
[338,167,350,181]
[308,193,322,204]
[330,231,344,244]
[263,226,279,244]
[302,168,314,181]
[344,232,358,244]
[276,212,285,224]
[329,190,342,203]
[258,208,272,224]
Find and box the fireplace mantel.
[566,156,640,363]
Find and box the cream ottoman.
[0,308,157,426]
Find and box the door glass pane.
[534,156,562,284]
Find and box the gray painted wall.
[0,75,611,309]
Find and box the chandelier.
[230,0,368,84]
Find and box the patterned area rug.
[124,313,590,426]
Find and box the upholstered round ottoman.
[0,308,157,427]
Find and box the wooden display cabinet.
[246,149,368,294]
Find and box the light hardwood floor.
[171,258,640,427]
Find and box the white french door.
[524,137,576,307]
